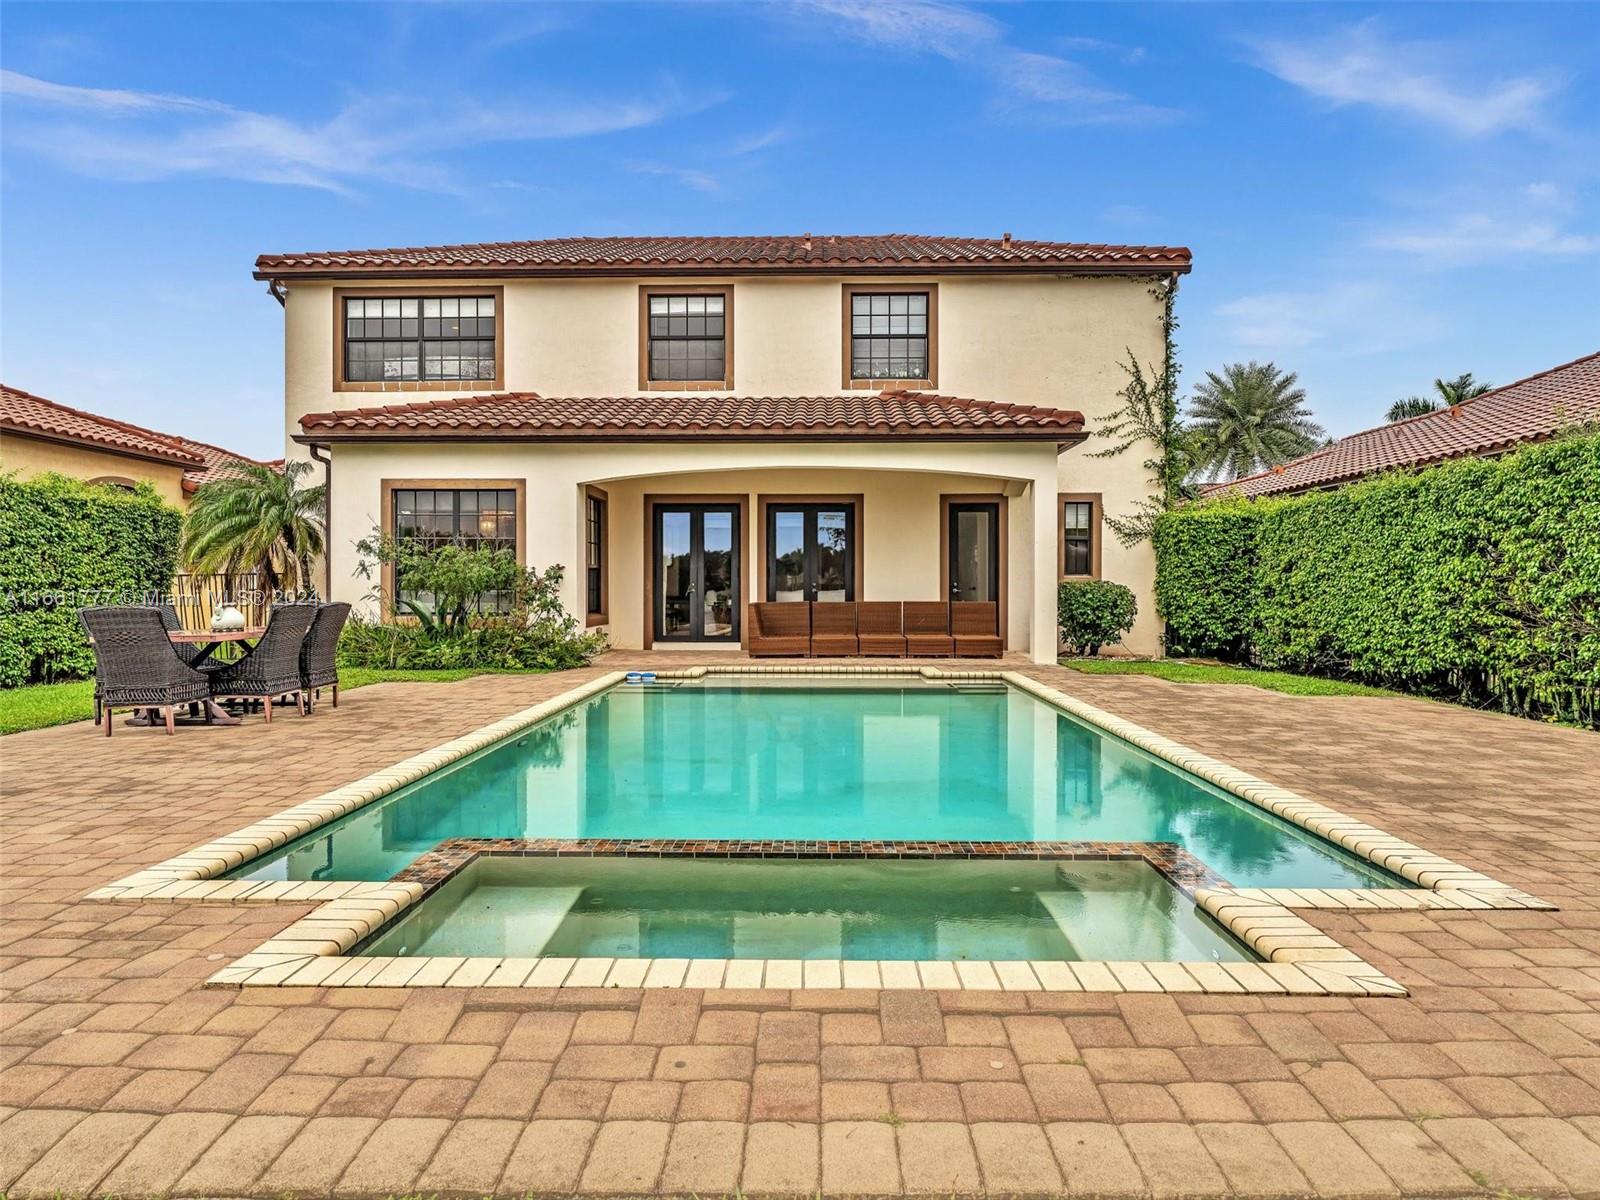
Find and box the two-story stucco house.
[256,234,1190,663]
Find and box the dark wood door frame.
[757,493,865,603]
[642,494,749,649]
[939,494,1007,642]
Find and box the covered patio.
[301,390,1085,664]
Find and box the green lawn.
[1060,657,1399,697]
[0,667,550,736]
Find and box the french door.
[654,505,740,642]
[767,504,855,602]
[948,501,1000,603]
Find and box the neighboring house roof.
[256,233,1192,279]
[2,384,205,468]
[1200,351,1600,500]
[0,383,270,491]
[297,390,1086,443]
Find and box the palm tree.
[1433,372,1492,405]
[1386,396,1441,422]
[181,460,325,592]
[1385,373,1492,423]
[1186,362,1326,482]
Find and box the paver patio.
[2,654,1598,1198]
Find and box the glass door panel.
[701,510,735,639]
[815,510,849,602]
[949,503,999,603]
[658,510,693,639]
[771,511,807,601]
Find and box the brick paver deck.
[2,654,1597,1198]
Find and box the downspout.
[308,442,333,599]
[266,277,287,306]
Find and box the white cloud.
[795,0,999,59]
[1370,213,1600,265]
[786,0,1173,124]
[1215,281,1447,355]
[1249,20,1554,137]
[626,161,722,193]
[0,68,718,194]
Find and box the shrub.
[1153,433,1600,725]
[1151,497,1260,658]
[338,562,608,672]
[1057,580,1138,656]
[0,473,183,687]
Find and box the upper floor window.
[342,294,497,385]
[844,286,936,387]
[640,287,733,389]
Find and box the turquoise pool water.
[360,857,1253,962]
[235,678,1394,889]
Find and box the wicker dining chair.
[205,602,317,722]
[299,602,351,712]
[78,607,213,736]
[153,603,206,666]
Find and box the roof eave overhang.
[293,429,1086,448]
[1,423,205,469]
[255,262,1190,283]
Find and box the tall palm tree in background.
[181,460,325,592]
[1187,361,1327,482]
[1385,372,1493,423]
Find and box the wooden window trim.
[334,286,505,394]
[841,283,938,390]
[378,478,526,616]
[638,284,734,391]
[938,493,1007,647]
[641,493,749,650]
[1058,492,1102,580]
[756,494,865,604]
[584,484,609,627]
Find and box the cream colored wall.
[284,271,1168,654]
[0,432,189,505]
[324,440,1061,662]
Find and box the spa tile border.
[386,837,1234,900]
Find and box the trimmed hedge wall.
[0,473,183,688]
[1154,434,1600,726]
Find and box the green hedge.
[0,473,184,687]
[1154,434,1600,725]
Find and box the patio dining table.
[168,626,266,669]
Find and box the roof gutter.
[307,442,332,599]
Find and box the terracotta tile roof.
[256,234,1191,279]
[1,383,271,489]
[2,384,205,467]
[298,390,1085,442]
[1200,351,1600,499]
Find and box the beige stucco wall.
[1,431,189,506]
[283,271,1169,654]
[323,440,1062,662]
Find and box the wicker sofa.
[745,600,1001,659]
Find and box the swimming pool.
[233,677,1394,890]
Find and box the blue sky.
[2,1,1596,459]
